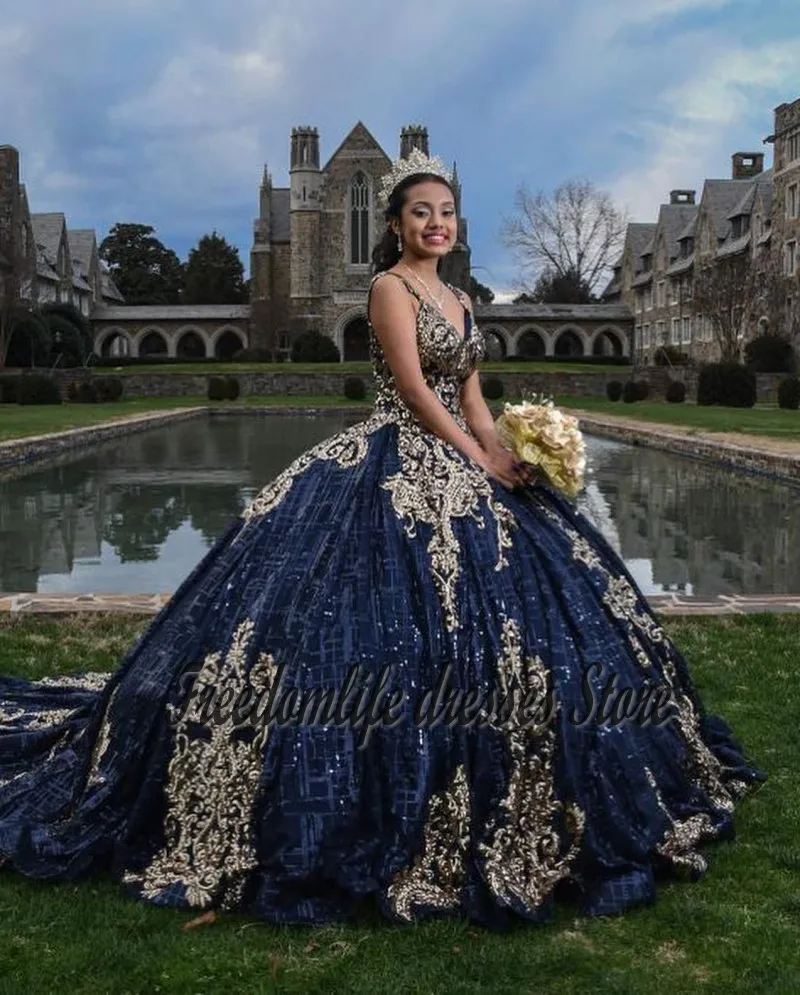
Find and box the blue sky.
[1,0,798,298]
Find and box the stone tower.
[249,163,273,352]
[399,125,430,158]
[289,126,323,315]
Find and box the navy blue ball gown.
[0,272,764,930]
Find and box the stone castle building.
[0,144,123,323]
[4,126,632,363]
[247,122,471,361]
[604,96,800,364]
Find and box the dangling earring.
[396,232,403,254]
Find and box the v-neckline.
[419,298,471,342]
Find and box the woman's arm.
[460,370,505,454]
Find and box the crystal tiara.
[377,147,453,208]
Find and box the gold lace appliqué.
[385,763,471,921]
[122,618,278,909]
[478,617,585,910]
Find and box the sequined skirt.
[0,419,765,929]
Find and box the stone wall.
[6,365,790,403]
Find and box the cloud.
[609,37,800,219]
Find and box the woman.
[0,150,764,931]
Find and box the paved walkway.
[1,592,799,617]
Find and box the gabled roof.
[322,121,389,172]
[67,229,96,267]
[699,179,756,242]
[626,223,657,266]
[654,202,699,262]
[30,212,67,261]
[100,271,125,303]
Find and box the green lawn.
[0,397,372,443]
[552,398,800,440]
[0,614,797,993]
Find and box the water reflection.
[0,415,797,596]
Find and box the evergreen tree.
[183,232,247,305]
[99,223,185,305]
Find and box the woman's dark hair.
[371,172,456,274]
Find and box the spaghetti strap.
[373,270,423,303]
[367,270,424,327]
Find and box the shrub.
[622,380,639,403]
[697,362,756,407]
[225,376,240,401]
[606,380,623,401]
[665,380,687,403]
[744,334,796,373]
[4,312,51,368]
[290,331,340,363]
[653,345,690,366]
[481,377,504,400]
[208,376,228,401]
[43,311,93,368]
[93,376,124,402]
[777,375,800,410]
[635,381,650,401]
[17,373,61,405]
[0,375,21,403]
[343,376,367,401]
[68,381,98,403]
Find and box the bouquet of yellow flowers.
[494,396,587,498]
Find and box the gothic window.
[349,172,370,265]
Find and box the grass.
[0,613,798,993]
[0,397,373,443]
[553,397,800,440]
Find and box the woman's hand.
[475,439,538,490]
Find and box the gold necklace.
[402,263,448,310]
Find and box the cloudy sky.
[1,0,798,296]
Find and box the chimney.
[0,145,21,260]
[732,152,764,179]
[670,189,696,205]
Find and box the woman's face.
[397,180,457,260]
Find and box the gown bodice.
[368,272,486,431]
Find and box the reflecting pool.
[1,413,798,597]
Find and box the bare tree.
[501,178,628,296]
[692,253,759,363]
[0,193,37,370]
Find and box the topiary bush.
[606,381,623,402]
[697,363,756,408]
[635,381,650,401]
[622,380,639,403]
[17,374,61,405]
[777,375,800,410]
[224,376,240,401]
[343,376,367,401]
[208,376,228,401]
[744,334,796,374]
[665,380,687,404]
[481,377,504,400]
[290,331,340,363]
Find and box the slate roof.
[701,179,756,242]
[67,229,96,267]
[92,305,250,321]
[655,203,699,263]
[474,303,633,322]
[100,272,125,303]
[30,213,66,260]
[717,232,751,258]
[271,188,290,242]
